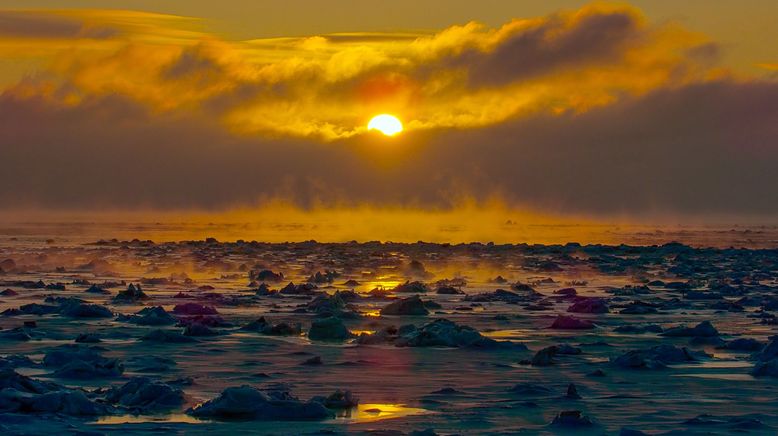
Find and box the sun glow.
[367,114,403,136]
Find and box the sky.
[0,1,777,223]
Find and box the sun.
[367,114,403,136]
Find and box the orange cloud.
[0,4,726,139]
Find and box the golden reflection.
[350,329,376,336]
[362,278,403,293]
[94,414,205,424]
[481,329,525,338]
[336,403,430,423]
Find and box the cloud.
[0,4,720,139]
[440,6,644,86]
[408,80,778,215]
[0,10,116,39]
[0,79,776,217]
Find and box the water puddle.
[333,403,431,423]
[350,330,376,336]
[482,329,526,339]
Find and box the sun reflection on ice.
[362,277,404,294]
[335,403,431,423]
[350,329,376,336]
[361,309,381,317]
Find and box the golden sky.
[0,1,776,220]
[1,0,775,73]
